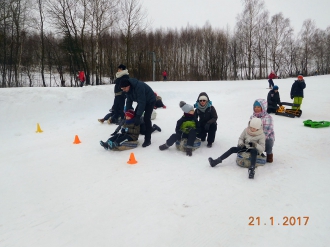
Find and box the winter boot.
[107,119,112,124]
[248,167,255,179]
[98,119,105,123]
[100,140,109,150]
[207,143,212,148]
[153,124,161,132]
[208,157,222,167]
[159,143,169,150]
[266,153,273,163]
[142,140,151,147]
[186,148,193,156]
[107,140,118,150]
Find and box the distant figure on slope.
[100,110,139,150]
[290,75,306,110]
[78,71,85,87]
[251,99,275,163]
[154,92,166,109]
[268,71,277,89]
[208,118,265,179]
[267,85,282,114]
[194,92,218,148]
[159,101,200,157]
[162,70,167,81]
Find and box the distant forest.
[1,0,329,87]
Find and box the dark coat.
[125,78,156,117]
[194,92,218,127]
[175,114,200,135]
[267,90,281,109]
[290,80,306,98]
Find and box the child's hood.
[253,99,267,114]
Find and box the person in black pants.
[267,85,282,114]
[120,78,156,147]
[159,101,200,156]
[194,92,218,148]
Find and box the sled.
[275,102,302,118]
[175,138,201,152]
[112,141,139,151]
[236,151,266,168]
[303,120,330,128]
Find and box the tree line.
[1,0,329,87]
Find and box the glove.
[249,142,257,148]
[110,131,118,136]
[134,116,141,126]
[290,95,293,99]
[238,143,245,148]
[121,127,128,133]
[204,123,210,131]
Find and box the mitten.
[110,131,118,136]
[134,116,141,126]
[238,142,245,148]
[249,142,257,148]
[290,95,293,99]
[121,127,128,133]
[204,123,210,131]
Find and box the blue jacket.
[125,78,156,117]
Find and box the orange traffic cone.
[127,152,138,165]
[36,123,43,133]
[73,135,81,144]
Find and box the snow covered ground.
[1,75,330,247]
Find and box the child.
[159,101,199,156]
[208,118,265,179]
[290,75,306,109]
[251,99,275,163]
[100,109,140,150]
[267,85,282,114]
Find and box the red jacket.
[162,71,167,77]
[78,71,85,82]
[268,72,277,80]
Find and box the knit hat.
[125,109,135,119]
[154,92,158,96]
[298,75,303,80]
[253,101,261,108]
[199,95,208,101]
[120,79,131,88]
[249,118,262,129]
[179,101,194,113]
[118,64,126,70]
[273,85,279,90]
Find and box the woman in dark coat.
[194,92,218,148]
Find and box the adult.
[98,64,128,124]
[268,71,277,89]
[78,71,85,87]
[162,70,167,81]
[290,75,306,109]
[267,85,282,114]
[194,92,218,148]
[120,78,156,147]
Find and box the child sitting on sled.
[208,118,265,179]
[159,101,199,156]
[100,109,140,150]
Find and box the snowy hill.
[1,75,330,247]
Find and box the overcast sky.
[142,0,330,34]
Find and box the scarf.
[116,69,129,78]
[197,101,211,113]
[246,127,263,137]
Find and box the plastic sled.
[236,151,267,168]
[175,138,201,152]
[112,141,139,151]
[303,120,330,128]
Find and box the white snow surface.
[1,75,330,247]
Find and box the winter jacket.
[122,121,140,141]
[250,99,275,141]
[125,78,156,117]
[290,80,306,98]
[194,92,218,127]
[267,90,281,109]
[114,70,129,96]
[78,71,85,82]
[238,127,266,155]
[268,72,277,80]
[175,114,200,135]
